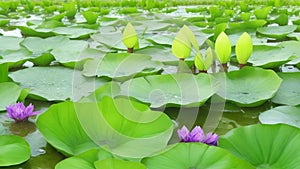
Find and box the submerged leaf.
[215,32,231,64]
[235,32,253,64]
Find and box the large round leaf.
[36,101,98,156]
[219,124,300,168]
[0,36,22,52]
[9,66,108,101]
[216,66,282,107]
[94,159,146,169]
[0,135,30,166]
[272,72,300,106]
[248,45,293,68]
[142,143,254,169]
[21,36,69,54]
[55,148,112,169]
[259,106,300,128]
[76,96,173,158]
[257,25,297,39]
[120,73,218,108]
[82,53,163,81]
[0,82,23,111]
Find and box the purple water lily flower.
[177,125,218,146]
[6,102,40,122]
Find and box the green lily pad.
[82,53,163,81]
[0,82,23,111]
[14,26,55,38]
[55,148,113,169]
[36,101,98,156]
[120,73,218,108]
[272,72,300,106]
[248,45,294,68]
[0,36,22,52]
[0,135,30,167]
[0,47,33,67]
[50,40,103,68]
[257,25,297,39]
[219,124,300,168]
[142,143,254,169]
[9,66,108,101]
[216,66,282,107]
[91,32,150,50]
[146,34,173,46]
[94,159,146,169]
[76,96,173,158]
[21,36,69,54]
[259,106,300,128]
[135,46,178,64]
[52,27,97,39]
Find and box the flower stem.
[128,48,134,53]
[239,64,246,69]
[221,63,228,72]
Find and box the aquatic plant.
[177,125,218,146]
[215,31,231,71]
[235,32,253,69]
[6,102,39,122]
[122,22,139,53]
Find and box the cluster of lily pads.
[0,0,300,168]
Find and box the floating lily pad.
[248,45,294,68]
[55,148,113,169]
[257,25,297,39]
[52,27,97,39]
[9,66,108,101]
[21,36,69,54]
[0,135,30,166]
[76,96,173,158]
[0,82,23,111]
[50,40,102,68]
[142,143,254,169]
[94,159,146,169]
[36,101,98,156]
[216,66,282,107]
[0,36,22,52]
[91,32,150,50]
[135,46,178,64]
[219,124,300,168]
[259,106,300,128]
[120,73,218,108]
[14,26,55,38]
[272,72,300,106]
[0,47,33,67]
[82,53,163,81]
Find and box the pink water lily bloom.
[6,102,40,122]
[177,125,218,146]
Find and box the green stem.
[0,63,9,82]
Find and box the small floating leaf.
[0,135,30,167]
[235,32,253,64]
[259,106,300,128]
[215,32,231,64]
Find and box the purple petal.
[177,125,190,142]
[203,132,219,146]
[6,102,39,122]
[189,126,204,142]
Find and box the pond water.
[1,2,300,168]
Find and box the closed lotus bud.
[235,32,253,65]
[122,22,138,49]
[215,32,231,64]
